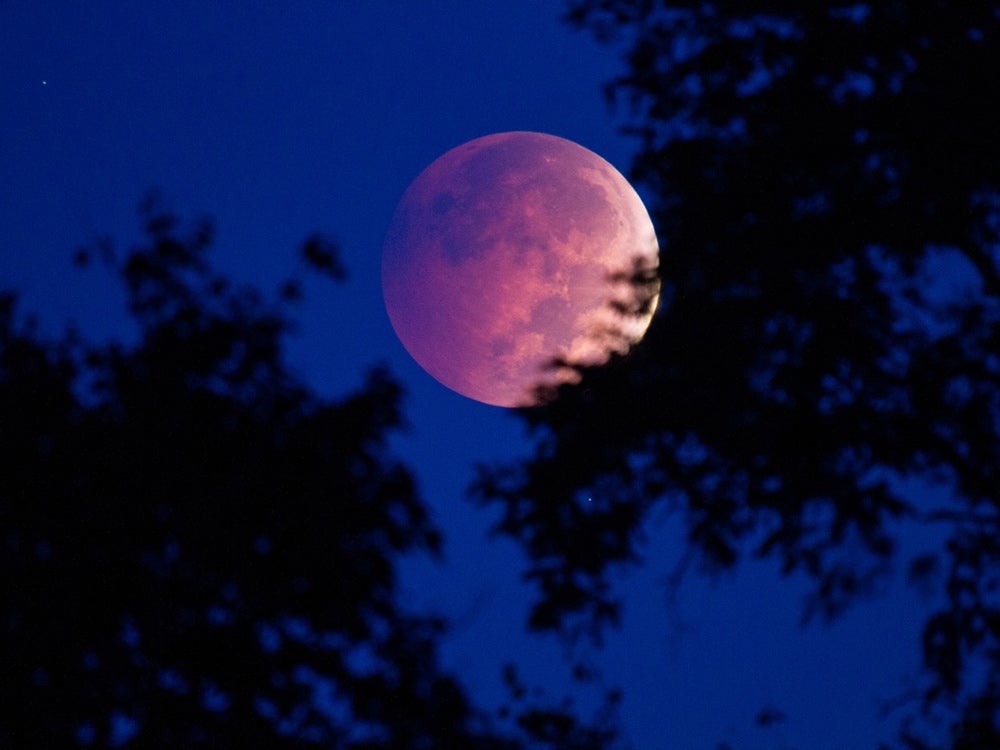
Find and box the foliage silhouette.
[472,3,1000,748]
[0,197,622,749]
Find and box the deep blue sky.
[1,3,937,748]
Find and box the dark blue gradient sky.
[1,4,936,747]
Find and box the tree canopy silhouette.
[473,3,1000,747]
[0,197,621,749]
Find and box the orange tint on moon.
[382,131,659,407]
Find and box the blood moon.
[382,131,659,408]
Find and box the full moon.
[382,131,659,407]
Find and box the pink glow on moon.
[382,131,659,407]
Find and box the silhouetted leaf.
[300,233,347,281]
[755,705,787,728]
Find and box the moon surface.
[382,131,659,408]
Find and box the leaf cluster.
[2,196,593,749]
[474,3,1000,746]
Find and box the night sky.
[1,4,936,747]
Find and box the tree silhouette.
[0,196,621,749]
[473,3,1000,748]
